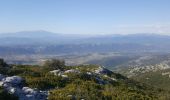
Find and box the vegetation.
[0,59,170,100]
[132,69,170,91]
[0,58,11,74]
[43,59,65,71]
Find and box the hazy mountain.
[81,33,170,45]
[1,31,170,55]
[1,31,170,46]
[0,31,88,46]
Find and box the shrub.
[43,59,65,71]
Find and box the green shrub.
[43,59,65,71]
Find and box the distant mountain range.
[0,31,87,45]
[1,31,170,55]
[1,31,170,45]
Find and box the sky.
[0,0,170,35]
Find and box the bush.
[48,80,103,100]
[43,59,65,71]
[0,58,11,74]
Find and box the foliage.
[5,65,68,90]
[48,79,159,100]
[24,73,67,90]
[43,59,65,71]
[0,62,170,100]
[0,58,11,74]
[132,69,170,91]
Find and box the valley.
[1,31,170,99]
[1,0,170,99]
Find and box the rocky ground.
[0,74,47,100]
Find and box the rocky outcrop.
[50,69,80,78]
[94,66,113,75]
[49,66,117,85]
[0,74,47,100]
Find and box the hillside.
[132,69,170,91]
[0,59,169,100]
[116,54,170,91]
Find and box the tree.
[0,58,10,74]
[43,59,65,71]
[0,58,5,67]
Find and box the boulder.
[95,66,113,75]
[0,75,48,100]
[64,69,80,74]
[22,87,38,95]
[2,76,24,86]
[50,70,61,75]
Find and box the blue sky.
[0,0,170,34]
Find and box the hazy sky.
[0,0,170,34]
